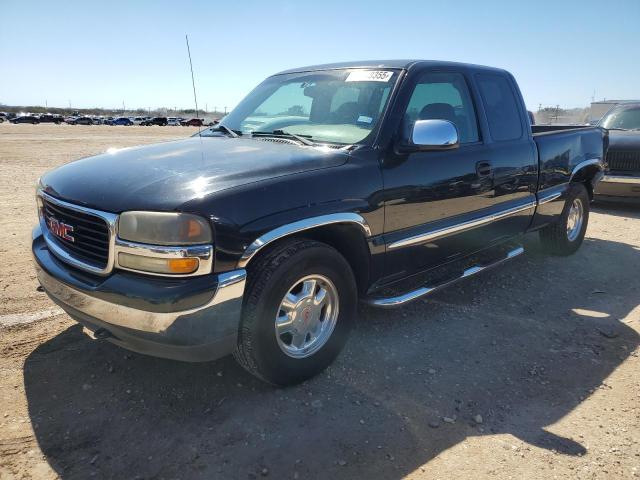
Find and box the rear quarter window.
[476,74,523,141]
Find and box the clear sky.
[1,0,638,111]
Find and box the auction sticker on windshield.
[346,70,394,82]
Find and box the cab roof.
[275,60,508,75]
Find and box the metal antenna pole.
[185,35,202,136]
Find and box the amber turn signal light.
[167,258,199,274]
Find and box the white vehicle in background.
[132,117,146,126]
[167,117,181,126]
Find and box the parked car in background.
[141,116,168,126]
[181,117,203,127]
[131,116,147,125]
[71,116,94,125]
[110,117,134,126]
[595,103,640,201]
[10,115,39,124]
[33,60,607,386]
[39,114,64,124]
[167,117,181,126]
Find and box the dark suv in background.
[39,114,64,124]
[595,103,640,201]
[141,117,168,126]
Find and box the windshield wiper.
[606,127,628,131]
[212,124,240,137]
[252,130,315,146]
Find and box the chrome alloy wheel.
[275,274,339,358]
[566,198,584,242]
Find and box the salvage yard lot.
[1,123,639,479]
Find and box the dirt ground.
[0,123,639,479]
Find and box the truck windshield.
[206,69,400,145]
[599,106,640,130]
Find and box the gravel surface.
[1,124,639,479]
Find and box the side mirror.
[410,119,460,151]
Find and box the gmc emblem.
[46,216,75,242]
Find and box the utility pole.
[224,106,227,114]
[122,101,126,114]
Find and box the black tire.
[539,183,589,256]
[234,239,356,386]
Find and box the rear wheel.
[234,239,356,386]
[539,183,589,255]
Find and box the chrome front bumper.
[36,264,246,334]
[596,175,640,199]
[34,228,247,362]
[601,175,640,184]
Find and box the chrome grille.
[607,150,640,173]
[42,198,110,268]
[38,192,117,275]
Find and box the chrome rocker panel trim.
[388,201,535,250]
[38,190,118,276]
[364,246,524,308]
[238,212,372,268]
[601,175,640,185]
[35,264,247,334]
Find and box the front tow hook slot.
[92,327,113,340]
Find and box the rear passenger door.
[381,69,537,280]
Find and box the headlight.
[118,211,212,245]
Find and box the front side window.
[402,72,479,144]
[214,69,400,145]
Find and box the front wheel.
[539,183,590,256]
[234,239,356,386]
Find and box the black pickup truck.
[594,103,640,200]
[33,60,607,385]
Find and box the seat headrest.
[419,103,456,123]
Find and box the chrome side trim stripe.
[364,246,524,308]
[601,175,640,185]
[238,213,372,268]
[537,190,562,205]
[388,201,535,250]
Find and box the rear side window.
[476,74,523,141]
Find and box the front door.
[381,69,535,282]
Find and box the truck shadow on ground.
[24,234,639,479]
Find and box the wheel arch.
[570,159,604,200]
[238,214,372,295]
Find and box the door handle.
[476,161,492,177]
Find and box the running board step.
[363,246,524,308]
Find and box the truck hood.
[40,136,349,212]
[608,130,640,151]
